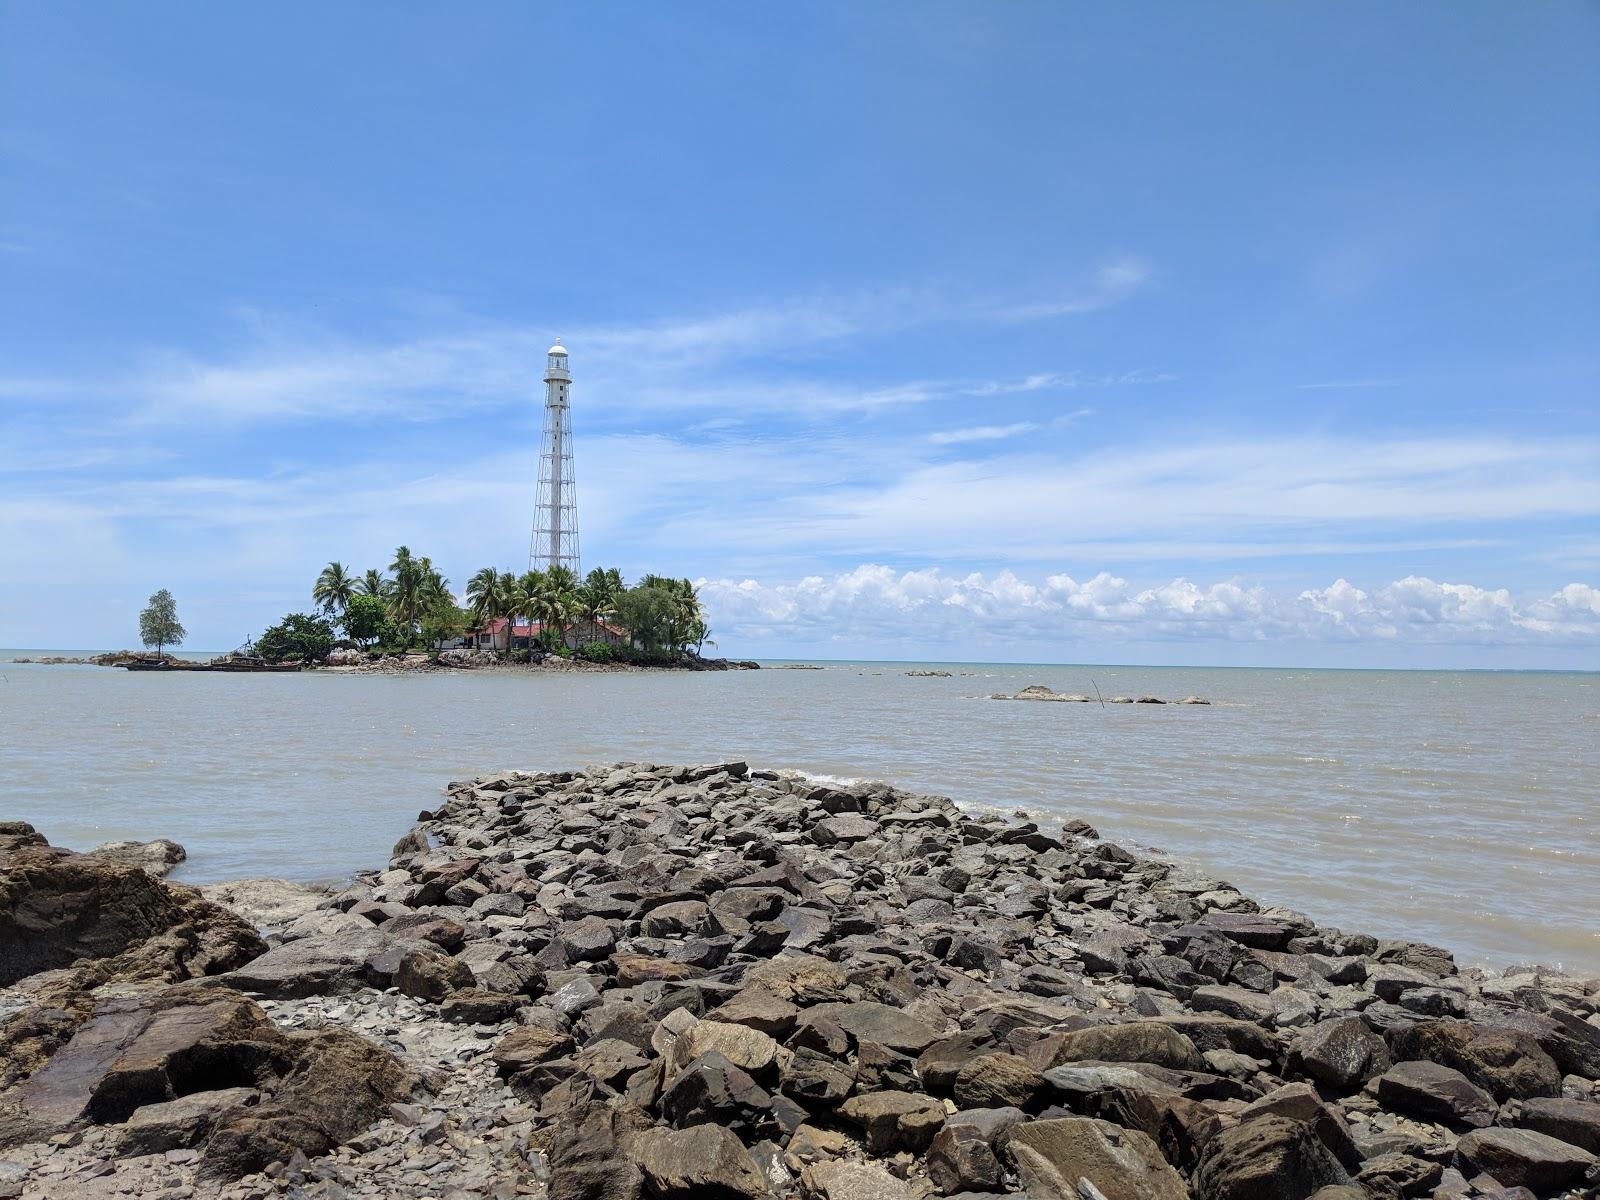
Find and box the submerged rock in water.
[84,837,187,877]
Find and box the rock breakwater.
[2,765,1597,1199]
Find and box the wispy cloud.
[928,422,1038,445]
[2,271,1164,430]
[995,258,1153,320]
[1296,379,1403,391]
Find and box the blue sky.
[3,3,1597,666]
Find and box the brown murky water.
[2,657,1596,973]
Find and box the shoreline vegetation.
[25,548,762,673]
[2,762,1597,1199]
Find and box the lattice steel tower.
[529,340,581,576]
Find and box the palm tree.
[520,569,573,650]
[357,568,388,597]
[386,546,432,644]
[312,561,357,615]
[576,567,623,638]
[466,567,519,654]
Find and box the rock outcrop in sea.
[1,766,1597,1199]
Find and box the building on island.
[467,617,626,654]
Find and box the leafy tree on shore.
[256,613,334,663]
[138,589,186,658]
[615,584,676,655]
[420,601,469,649]
[312,561,357,614]
[356,569,388,597]
[339,593,394,649]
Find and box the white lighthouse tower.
[529,340,581,576]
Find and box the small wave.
[787,770,866,787]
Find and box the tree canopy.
[256,613,335,663]
[138,589,186,656]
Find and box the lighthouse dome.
[548,341,568,357]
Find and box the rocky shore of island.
[2,764,1598,1200]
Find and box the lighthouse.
[529,340,581,576]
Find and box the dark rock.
[438,987,523,1024]
[623,1122,767,1199]
[1388,1019,1561,1101]
[1374,1061,1498,1129]
[116,1087,258,1155]
[0,842,265,987]
[926,1123,1004,1194]
[1198,911,1297,951]
[560,916,617,962]
[1039,1021,1207,1072]
[394,944,475,1002]
[1514,1096,1600,1154]
[1354,1153,1442,1199]
[201,1025,418,1178]
[493,1027,576,1076]
[1194,1114,1352,1200]
[839,1090,946,1153]
[1290,1017,1390,1091]
[659,1052,773,1133]
[951,1052,1046,1110]
[916,1032,995,1092]
[780,1046,854,1106]
[1190,984,1276,1024]
[796,1001,942,1054]
[1486,1008,1600,1082]
[1240,1082,1362,1170]
[1453,1126,1597,1194]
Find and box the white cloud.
[928,422,1038,445]
[700,567,1600,647]
[997,257,1153,320]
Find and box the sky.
[2,3,1597,667]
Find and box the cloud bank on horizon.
[1,6,1596,668]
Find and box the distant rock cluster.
[1,764,1597,1199]
[993,684,1212,705]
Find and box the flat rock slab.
[218,927,413,998]
[798,1001,943,1054]
[1375,1060,1497,1129]
[1454,1126,1597,1193]
[1009,1115,1188,1200]
[799,1160,914,1200]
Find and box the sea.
[1,652,1596,976]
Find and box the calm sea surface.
[1,654,1595,974]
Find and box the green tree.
[138,589,186,658]
[420,601,469,649]
[312,561,357,614]
[632,575,708,655]
[614,584,676,656]
[339,593,394,648]
[256,613,334,663]
[356,568,388,597]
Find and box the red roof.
[473,617,624,637]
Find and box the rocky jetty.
[2,767,1598,1200]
